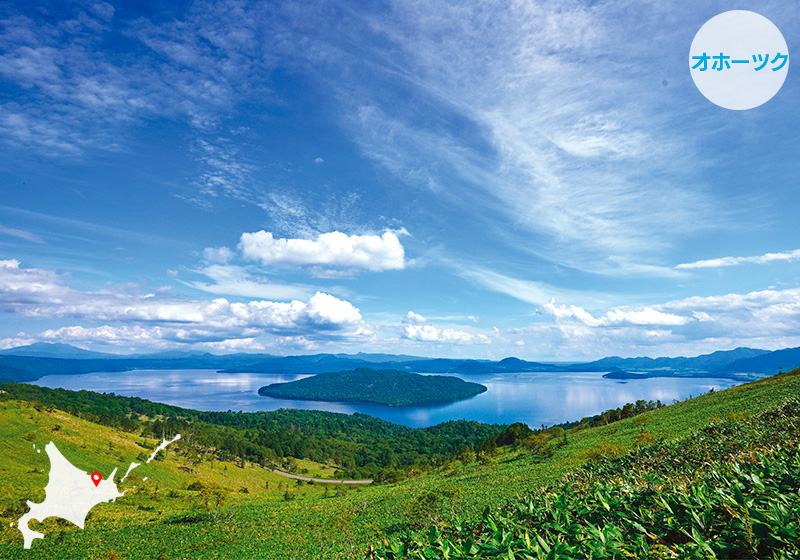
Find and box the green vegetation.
[0,368,798,559]
[372,394,800,558]
[0,382,503,481]
[258,368,487,406]
[580,397,665,427]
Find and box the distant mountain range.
[1,342,799,384]
[580,347,771,373]
[0,342,119,359]
[714,346,800,374]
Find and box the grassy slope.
[0,370,798,559]
[0,398,349,559]
[373,393,800,558]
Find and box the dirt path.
[264,467,372,484]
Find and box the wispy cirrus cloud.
[174,137,260,210]
[328,0,719,262]
[677,249,800,269]
[0,1,280,211]
[258,191,371,240]
[0,223,43,243]
[0,4,150,156]
[182,263,314,301]
[0,0,714,248]
[455,264,608,308]
[0,205,186,248]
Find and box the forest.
[0,382,502,481]
[258,368,487,406]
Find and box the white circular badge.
[690,10,789,110]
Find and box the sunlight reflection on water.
[31,369,743,428]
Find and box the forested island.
[258,368,487,406]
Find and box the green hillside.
[373,386,800,558]
[0,368,798,559]
[0,383,504,482]
[258,368,487,406]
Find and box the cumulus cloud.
[405,311,427,325]
[535,287,800,357]
[400,311,490,344]
[0,260,370,347]
[0,335,37,350]
[203,246,234,263]
[237,229,406,271]
[198,338,266,351]
[39,325,266,351]
[542,300,688,327]
[676,249,800,269]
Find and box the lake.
[31,369,745,428]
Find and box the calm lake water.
[31,369,745,428]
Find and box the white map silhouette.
[17,435,180,550]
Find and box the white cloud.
[592,256,687,279]
[198,338,266,351]
[183,138,259,207]
[238,230,406,271]
[459,267,554,305]
[203,246,234,264]
[532,287,800,358]
[677,249,800,269]
[455,264,606,307]
[0,223,44,243]
[335,0,717,262]
[542,301,688,327]
[0,260,370,345]
[42,325,171,344]
[258,191,366,240]
[405,311,427,324]
[0,335,37,350]
[184,264,312,300]
[401,311,490,344]
[602,308,688,326]
[39,325,266,351]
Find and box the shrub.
[584,442,623,462]
[635,430,657,447]
[521,434,553,457]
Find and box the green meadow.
[0,368,798,559]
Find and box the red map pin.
[91,472,102,487]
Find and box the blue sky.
[1,0,799,359]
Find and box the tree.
[456,447,475,464]
[522,434,553,457]
[198,484,228,518]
